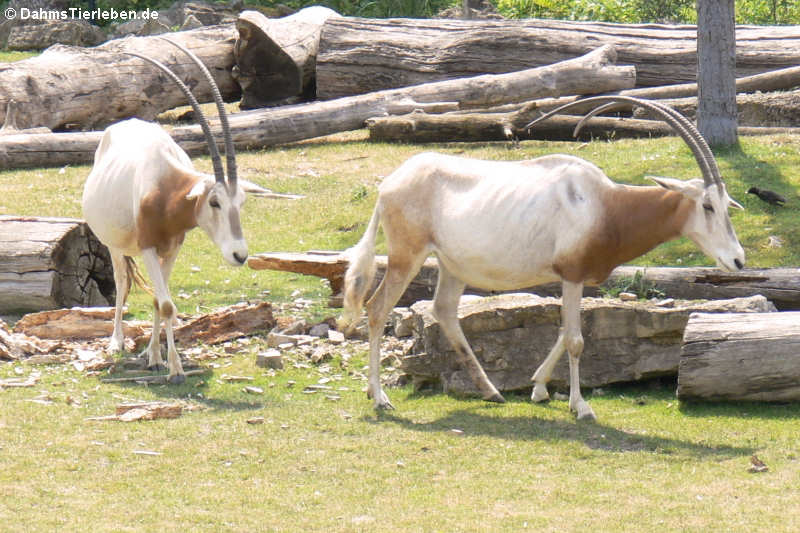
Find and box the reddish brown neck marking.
[554,185,693,284]
[136,167,201,255]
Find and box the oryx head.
[527,96,746,272]
[127,38,248,266]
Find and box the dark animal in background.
[747,187,786,206]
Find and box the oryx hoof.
[167,373,186,385]
[531,383,550,403]
[484,392,506,404]
[574,402,597,422]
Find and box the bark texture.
[697,0,738,146]
[234,7,340,108]
[678,312,800,401]
[316,16,800,99]
[0,24,239,131]
[0,216,114,314]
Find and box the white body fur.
[342,152,745,420]
[83,118,248,383]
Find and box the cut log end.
[0,216,115,314]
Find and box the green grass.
[2,132,798,320]
[2,133,800,531]
[0,50,37,62]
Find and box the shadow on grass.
[99,370,272,413]
[364,390,754,459]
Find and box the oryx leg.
[107,250,130,354]
[562,281,593,420]
[365,251,428,410]
[532,281,594,420]
[433,263,504,403]
[140,248,185,384]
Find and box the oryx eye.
[209,198,221,209]
[702,203,714,213]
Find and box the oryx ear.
[239,178,305,200]
[729,197,745,210]
[646,175,702,198]
[186,178,211,200]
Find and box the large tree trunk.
[697,0,738,146]
[316,17,800,99]
[0,25,239,131]
[234,7,340,109]
[0,216,114,314]
[0,45,635,169]
[678,312,800,401]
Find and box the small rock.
[309,323,331,337]
[655,298,676,308]
[243,386,264,395]
[552,392,569,401]
[281,319,307,336]
[327,329,345,344]
[618,292,638,301]
[256,349,283,370]
[311,346,332,364]
[246,417,265,425]
[267,332,297,348]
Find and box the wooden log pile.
[0,216,114,314]
[1,10,800,168]
[0,44,635,169]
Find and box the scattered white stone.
[327,329,345,344]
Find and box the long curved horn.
[526,96,722,189]
[570,99,720,189]
[158,37,238,191]
[125,52,225,183]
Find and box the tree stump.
[234,7,340,108]
[0,216,114,314]
[678,312,800,402]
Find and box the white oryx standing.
[340,96,745,420]
[83,39,249,384]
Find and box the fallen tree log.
[0,45,635,169]
[248,251,800,310]
[638,89,800,128]
[0,24,239,131]
[316,17,800,99]
[234,7,340,108]
[367,109,800,143]
[677,312,800,402]
[0,216,114,314]
[403,293,774,394]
